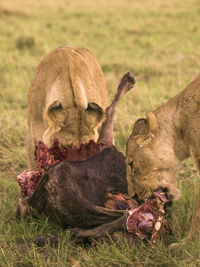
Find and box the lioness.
[126,75,200,241]
[27,46,108,170]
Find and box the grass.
[0,0,200,265]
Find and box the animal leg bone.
[69,214,127,240]
[98,71,136,145]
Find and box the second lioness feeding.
[126,74,200,243]
[17,71,170,244]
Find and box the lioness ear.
[133,113,158,148]
[46,100,66,127]
[131,118,147,137]
[85,102,104,128]
[145,112,158,137]
[48,100,62,114]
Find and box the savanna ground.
[0,0,200,266]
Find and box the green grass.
[0,0,200,265]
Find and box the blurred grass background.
[0,0,200,266]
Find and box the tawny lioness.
[27,46,108,170]
[126,75,200,242]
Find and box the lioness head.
[27,46,108,170]
[126,112,180,201]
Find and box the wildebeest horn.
[98,71,136,145]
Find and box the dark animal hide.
[23,143,128,228]
[17,72,170,244]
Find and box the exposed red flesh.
[17,139,106,197]
[17,170,41,197]
[35,139,106,173]
[104,192,138,210]
[104,190,171,241]
[126,190,171,241]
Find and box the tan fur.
[27,46,108,170]
[126,75,200,241]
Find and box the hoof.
[34,235,58,247]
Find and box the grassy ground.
[0,0,200,266]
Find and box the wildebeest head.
[126,112,180,201]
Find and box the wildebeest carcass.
[17,68,171,245]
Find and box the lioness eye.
[128,161,134,175]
